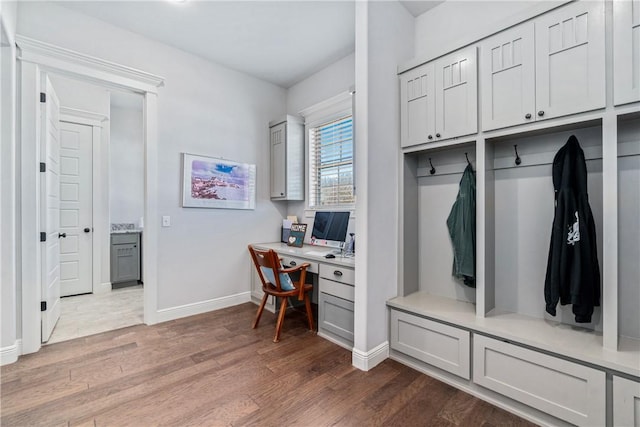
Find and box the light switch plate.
[162,216,171,227]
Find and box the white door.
[59,121,93,296]
[535,0,606,120]
[400,62,435,148]
[480,22,535,131]
[613,0,640,106]
[434,46,478,140]
[41,76,62,343]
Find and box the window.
[308,115,354,208]
[301,92,354,210]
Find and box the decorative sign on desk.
[287,223,307,247]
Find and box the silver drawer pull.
[289,261,296,266]
[333,270,343,277]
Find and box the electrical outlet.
[162,216,171,227]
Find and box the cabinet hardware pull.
[436,133,441,138]
[84,227,91,233]
[537,110,544,117]
[428,135,433,140]
[58,232,67,238]
[525,113,531,119]
[290,261,296,266]
[333,270,343,276]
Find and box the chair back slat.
[248,245,283,291]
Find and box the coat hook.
[465,152,471,166]
[429,158,436,175]
[514,144,522,165]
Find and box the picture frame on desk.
[287,223,307,248]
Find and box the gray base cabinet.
[111,233,141,284]
[317,265,355,349]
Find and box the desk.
[250,242,355,349]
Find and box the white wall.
[16,2,287,315]
[285,52,355,227]
[353,0,414,364]
[0,0,19,363]
[110,105,144,225]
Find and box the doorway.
[18,36,163,355]
[46,85,145,344]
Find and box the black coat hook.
[514,145,522,165]
[465,152,471,166]
[429,158,436,175]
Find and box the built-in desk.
[250,242,355,349]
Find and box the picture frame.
[182,153,256,209]
[287,223,307,247]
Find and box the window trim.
[300,92,354,215]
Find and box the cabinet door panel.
[400,63,435,148]
[435,46,478,139]
[613,376,640,427]
[614,0,640,105]
[535,0,605,119]
[270,122,286,199]
[480,22,535,131]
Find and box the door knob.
[84,227,91,233]
[58,233,67,238]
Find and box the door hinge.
[40,232,46,242]
[40,92,46,103]
[41,301,47,311]
[40,162,46,172]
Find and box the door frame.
[17,35,164,355]
[59,108,108,295]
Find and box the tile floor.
[47,285,144,344]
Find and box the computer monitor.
[310,211,350,249]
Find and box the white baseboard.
[93,282,111,294]
[156,291,251,323]
[352,340,389,371]
[1,339,22,366]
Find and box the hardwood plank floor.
[1,303,537,426]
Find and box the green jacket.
[446,164,476,287]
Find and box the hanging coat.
[544,135,600,323]
[447,163,476,287]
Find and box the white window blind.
[308,115,354,208]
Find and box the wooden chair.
[248,245,315,342]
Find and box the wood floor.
[1,303,536,427]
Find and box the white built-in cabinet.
[269,115,304,201]
[400,46,477,147]
[613,0,640,106]
[480,1,605,132]
[392,1,640,426]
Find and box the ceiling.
[56,1,443,89]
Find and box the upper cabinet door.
[480,22,535,131]
[270,122,286,199]
[614,0,640,106]
[435,46,478,140]
[400,62,435,148]
[535,0,605,120]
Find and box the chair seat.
[264,283,313,298]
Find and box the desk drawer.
[280,255,318,274]
[473,334,605,426]
[319,277,354,302]
[319,292,354,345]
[319,265,354,285]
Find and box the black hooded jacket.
[544,135,600,323]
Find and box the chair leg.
[274,297,288,343]
[252,293,268,329]
[304,293,314,332]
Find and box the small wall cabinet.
[613,0,640,106]
[110,232,141,285]
[270,115,304,201]
[400,46,477,147]
[479,1,606,131]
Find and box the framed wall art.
[182,153,256,209]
